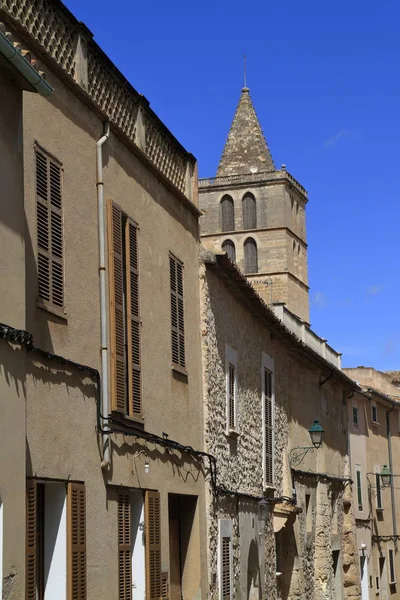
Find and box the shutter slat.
[35,148,64,309]
[118,492,132,600]
[67,482,86,600]
[108,200,126,413]
[264,368,273,485]
[145,491,161,600]
[26,480,37,600]
[125,219,142,418]
[170,255,185,369]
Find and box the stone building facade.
[0,2,206,599]
[345,367,400,600]
[199,87,310,323]
[200,251,361,600]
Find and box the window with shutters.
[375,471,383,510]
[118,492,132,600]
[218,519,233,600]
[262,353,275,488]
[26,479,85,600]
[356,466,363,510]
[220,195,235,232]
[145,491,161,600]
[243,238,258,274]
[35,146,65,313]
[389,548,396,583]
[108,200,142,419]
[221,239,236,263]
[225,345,238,434]
[170,254,186,371]
[242,193,257,230]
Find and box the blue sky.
[64,0,400,371]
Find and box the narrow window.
[242,193,257,229]
[225,345,237,433]
[244,238,258,274]
[221,239,236,263]
[107,200,142,417]
[145,491,161,600]
[118,492,132,600]
[219,520,233,600]
[262,353,275,488]
[389,549,396,583]
[356,468,363,510]
[372,404,378,423]
[376,472,382,510]
[220,195,234,232]
[376,576,380,591]
[305,493,312,533]
[170,254,186,370]
[35,146,64,311]
[353,406,359,426]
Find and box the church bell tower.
[199,86,310,323]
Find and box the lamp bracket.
[289,446,316,467]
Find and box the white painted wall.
[131,491,145,600]
[0,500,3,600]
[44,483,67,600]
[360,556,369,600]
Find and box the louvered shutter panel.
[26,480,37,600]
[145,491,161,600]
[221,537,231,600]
[67,482,87,600]
[118,492,132,600]
[264,368,274,486]
[36,148,64,308]
[220,196,234,232]
[125,219,142,418]
[170,256,185,369]
[161,572,169,600]
[244,239,258,274]
[221,240,236,263]
[108,200,126,413]
[242,194,256,230]
[228,364,236,430]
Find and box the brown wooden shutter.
[118,491,132,600]
[67,482,87,600]
[170,255,185,369]
[26,479,37,600]
[161,572,169,600]
[108,200,126,413]
[221,537,231,600]
[35,147,64,308]
[145,491,161,600]
[264,368,273,486]
[125,219,142,418]
[242,193,256,230]
[228,363,235,430]
[244,238,258,274]
[220,195,234,232]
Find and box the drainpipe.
[97,121,111,469]
[386,403,397,547]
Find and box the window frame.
[225,345,238,435]
[169,253,186,372]
[262,352,275,489]
[389,548,396,584]
[372,403,379,424]
[218,519,233,600]
[352,405,359,426]
[375,470,383,511]
[356,466,363,510]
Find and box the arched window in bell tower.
[222,239,236,263]
[220,195,235,232]
[242,193,257,229]
[244,238,258,274]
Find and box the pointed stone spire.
[217,87,275,177]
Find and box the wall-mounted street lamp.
[289,420,325,467]
[258,497,268,523]
[380,465,392,488]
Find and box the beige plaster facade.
[346,368,400,600]
[200,251,360,600]
[0,2,206,599]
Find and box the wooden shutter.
[228,363,236,430]
[36,147,64,308]
[118,492,132,600]
[244,238,258,274]
[108,200,126,412]
[221,537,231,600]
[125,219,142,418]
[242,194,256,230]
[145,491,161,600]
[170,255,185,369]
[26,479,37,600]
[221,240,236,263]
[220,195,234,232]
[264,368,274,486]
[161,572,169,600]
[67,482,87,600]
